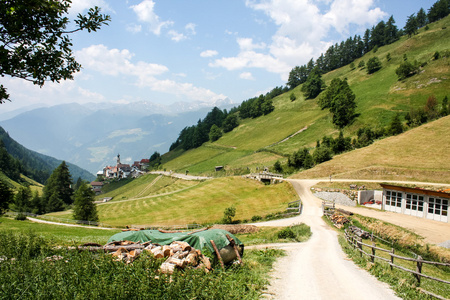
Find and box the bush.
[395,60,420,80]
[251,215,262,222]
[221,205,236,224]
[367,57,382,74]
[277,227,295,239]
[15,213,27,221]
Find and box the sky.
[1,0,437,113]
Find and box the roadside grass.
[292,116,450,183]
[332,213,450,299]
[237,224,312,246]
[0,230,284,299]
[0,217,118,245]
[339,235,450,300]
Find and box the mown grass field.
[160,16,450,180]
[49,176,299,227]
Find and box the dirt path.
[256,179,400,300]
[336,205,450,245]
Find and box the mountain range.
[0,98,233,175]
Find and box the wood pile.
[330,213,350,229]
[78,240,212,274]
[348,225,371,239]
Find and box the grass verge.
[332,213,450,299]
[0,230,284,299]
[237,224,312,246]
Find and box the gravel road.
[255,179,400,300]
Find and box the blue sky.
[2,0,436,112]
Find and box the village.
[90,154,150,196]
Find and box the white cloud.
[69,0,112,15]
[211,0,387,79]
[75,44,168,77]
[185,23,197,35]
[126,24,142,34]
[168,30,187,42]
[240,72,255,80]
[200,50,218,58]
[130,0,173,35]
[76,45,226,103]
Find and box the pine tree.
[388,114,404,135]
[404,14,418,37]
[42,161,73,213]
[13,186,32,212]
[0,178,13,215]
[73,182,98,222]
[301,67,325,99]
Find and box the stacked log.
[330,213,350,229]
[348,225,371,239]
[102,240,212,274]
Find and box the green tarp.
[108,229,244,255]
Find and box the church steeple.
[117,153,121,165]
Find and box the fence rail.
[287,199,302,214]
[344,228,450,289]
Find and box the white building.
[381,184,449,223]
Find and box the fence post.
[390,248,394,270]
[358,237,362,257]
[371,242,376,263]
[416,255,423,286]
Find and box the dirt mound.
[211,224,260,234]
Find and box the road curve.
[258,179,400,300]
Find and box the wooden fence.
[344,228,450,299]
[287,200,302,214]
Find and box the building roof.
[90,181,103,186]
[380,184,450,198]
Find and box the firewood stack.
[330,213,350,229]
[106,240,212,274]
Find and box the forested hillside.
[0,126,94,184]
[156,6,450,181]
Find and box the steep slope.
[0,126,94,182]
[160,16,450,179]
[291,116,450,183]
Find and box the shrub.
[395,60,420,80]
[367,57,382,74]
[251,215,262,222]
[277,227,295,239]
[289,92,296,101]
[221,205,236,224]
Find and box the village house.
[90,181,103,195]
[98,154,146,180]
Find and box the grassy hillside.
[160,16,450,180]
[49,176,298,227]
[292,116,450,183]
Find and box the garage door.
[385,191,402,213]
[405,194,424,218]
[427,197,449,222]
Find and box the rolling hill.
[157,15,450,182]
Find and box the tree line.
[287,0,450,90]
[169,88,282,151]
[0,161,98,222]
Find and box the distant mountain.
[0,99,234,174]
[0,126,94,183]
